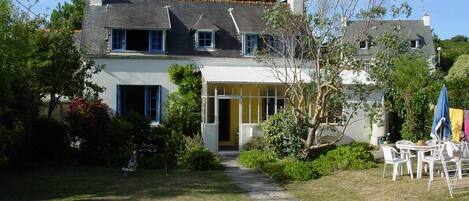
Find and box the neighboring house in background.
[80,0,435,152]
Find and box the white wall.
[92,57,193,116]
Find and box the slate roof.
[344,20,436,59]
[81,0,272,57]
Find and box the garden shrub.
[24,118,69,161]
[261,111,307,159]
[239,144,374,182]
[238,150,277,168]
[181,147,220,170]
[243,137,267,151]
[311,144,375,176]
[66,98,112,164]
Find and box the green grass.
[0,166,248,201]
[284,163,469,201]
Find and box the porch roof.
[199,66,374,85]
[199,66,311,84]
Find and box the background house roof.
[344,20,436,59]
[82,0,272,57]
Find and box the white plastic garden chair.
[396,140,416,175]
[382,146,413,181]
[427,142,464,198]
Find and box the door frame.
[216,95,242,151]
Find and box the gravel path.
[220,155,299,201]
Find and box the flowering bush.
[66,97,112,164]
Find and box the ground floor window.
[116,85,161,123]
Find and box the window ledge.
[109,51,166,56]
[196,47,216,52]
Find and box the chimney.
[90,0,102,6]
[287,0,304,15]
[341,16,348,27]
[422,14,430,26]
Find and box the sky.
[15,0,469,39]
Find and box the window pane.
[242,98,250,123]
[198,31,212,47]
[251,97,259,123]
[207,98,215,123]
[245,34,258,55]
[277,99,285,112]
[261,98,267,121]
[112,29,125,50]
[150,31,163,51]
[268,98,275,116]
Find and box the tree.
[49,0,84,30]
[256,0,408,158]
[450,35,469,43]
[164,64,202,136]
[445,54,469,109]
[29,30,104,119]
[391,55,437,141]
[0,0,44,166]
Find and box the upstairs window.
[410,40,419,49]
[150,30,164,52]
[111,29,165,53]
[359,40,368,49]
[112,29,126,50]
[244,34,259,55]
[244,34,281,56]
[196,31,214,49]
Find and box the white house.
[80,0,435,152]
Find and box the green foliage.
[450,35,469,42]
[311,144,375,176]
[165,64,201,136]
[181,147,220,170]
[261,111,307,159]
[446,54,469,82]
[66,98,112,164]
[445,54,469,109]
[390,55,436,141]
[243,137,267,151]
[31,30,104,118]
[23,118,69,161]
[238,150,277,168]
[49,0,84,30]
[438,40,469,71]
[240,144,375,182]
[0,0,44,167]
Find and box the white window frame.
[148,30,166,53]
[111,29,126,51]
[243,33,259,56]
[359,40,368,49]
[195,30,215,50]
[410,39,419,49]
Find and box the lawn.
[0,166,248,201]
[284,163,469,201]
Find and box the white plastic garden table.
[395,143,436,179]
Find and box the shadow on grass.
[0,166,246,201]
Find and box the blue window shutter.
[157,86,162,123]
[144,86,149,118]
[148,31,152,51]
[116,85,120,114]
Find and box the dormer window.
[111,29,166,53]
[410,40,419,49]
[112,29,126,50]
[150,30,164,52]
[359,40,368,49]
[244,33,259,55]
[196,30,214,49]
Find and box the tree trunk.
[48,93,57,119]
